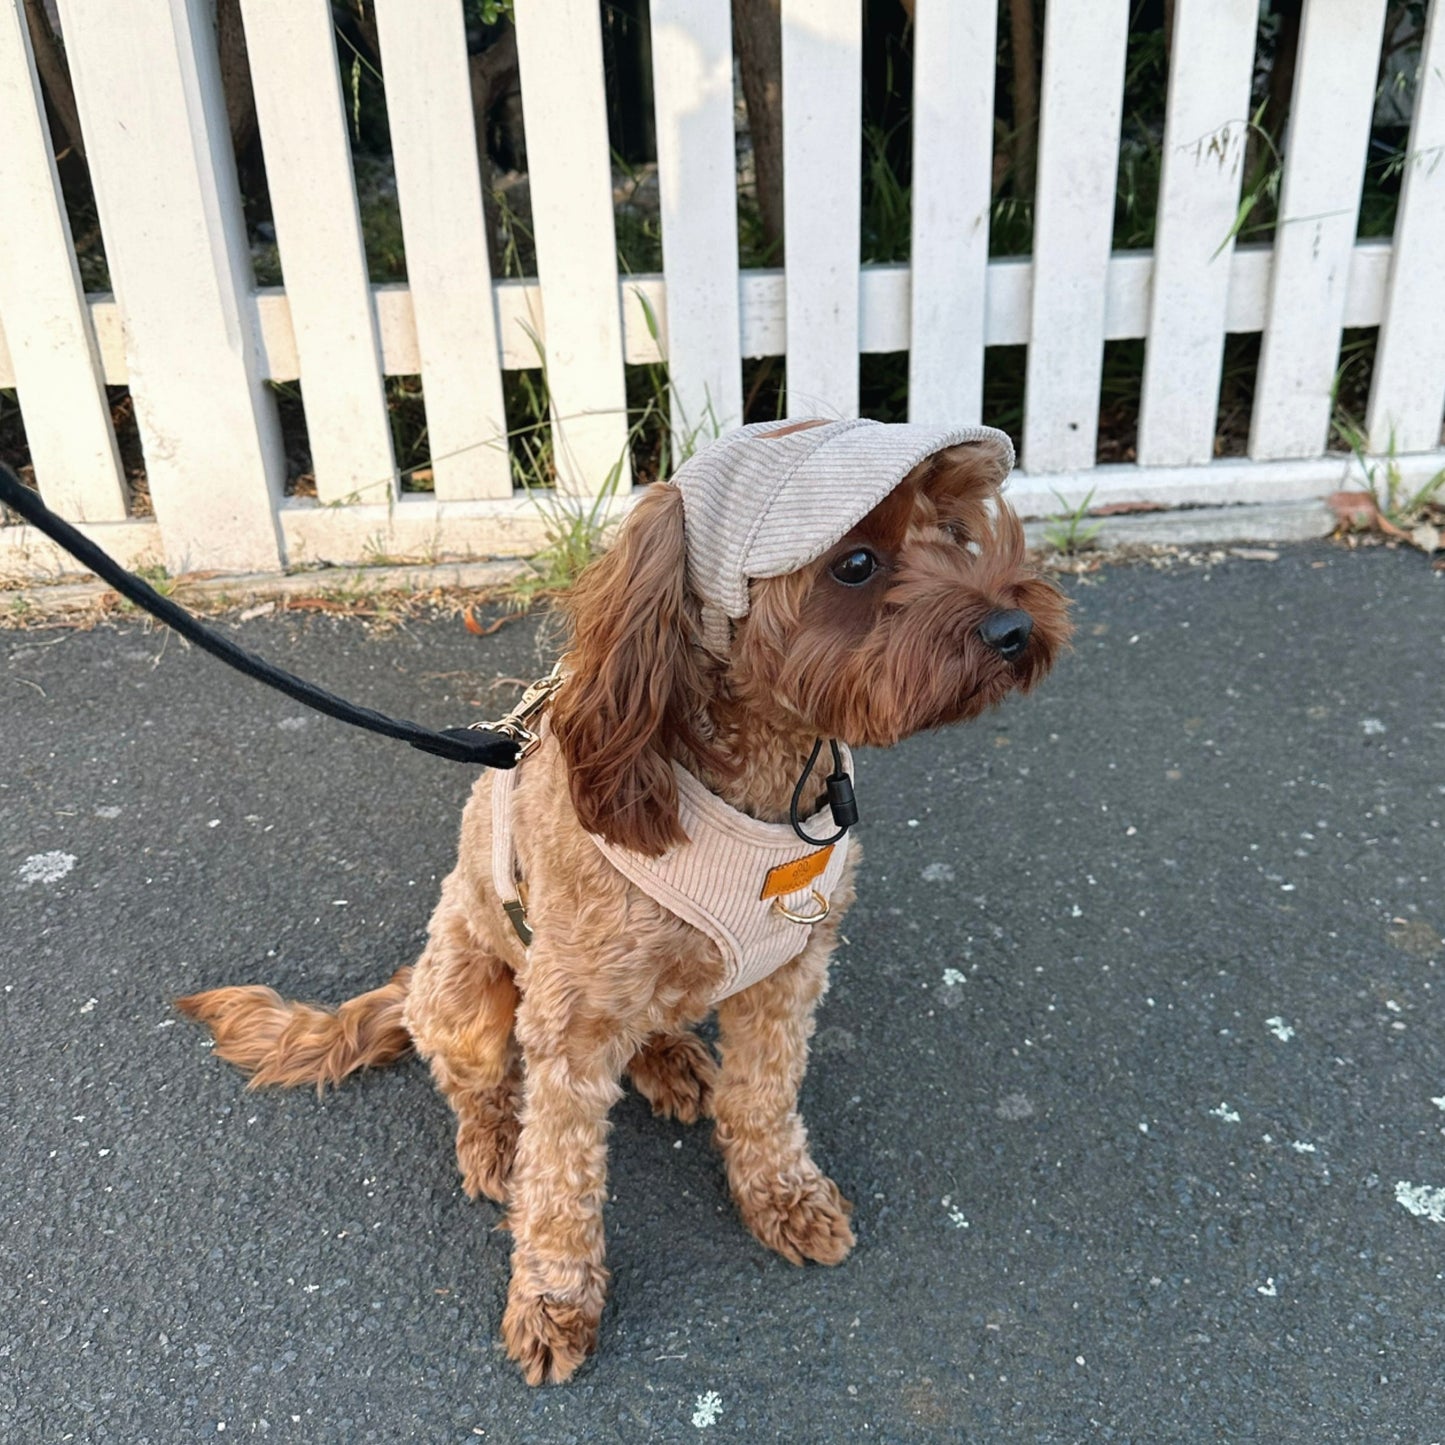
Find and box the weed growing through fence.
[508,439,631,608]
[1044,488,1103,556]
[633,288,722,471]
[862,122,912,264]
[500,308,706,607]
[110,564,175,612]
[492,181,537,279]
[1332,411,1445,552]
[1216,107,1286,254]
[613,152,663,274]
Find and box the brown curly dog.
[178,419,1071,1384]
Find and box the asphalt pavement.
[2,542,1443,1443]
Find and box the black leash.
[0,462,519,768]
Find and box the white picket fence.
[1,0,1443,581]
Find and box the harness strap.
[491,763,532,944]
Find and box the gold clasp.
[771,889,831,926]
[470,659,565,761]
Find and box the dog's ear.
[549,482,710,857]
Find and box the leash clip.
[471,660,565,761]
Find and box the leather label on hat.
[760,846,834,901]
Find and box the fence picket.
[781,0,862,419]
[651,0,742,457]
[1136,0,1257,466]
[0,0,126,521]
[1022,0,1129,472]
[374,0,512,499]
[513,0,630,496]
[55,0,284,572]
[1250,0,1389,460]
[908,0,996,426]
[240,0,395,505]
[1367,1,1445,455]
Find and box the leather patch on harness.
[760,845,834,901]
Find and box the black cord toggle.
[790,737,859,846]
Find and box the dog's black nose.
[978,608,1033,661]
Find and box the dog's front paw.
[627,1031,717,1124]
[502,1281,603,1386]
[733,1164,855,1267]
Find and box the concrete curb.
[3,501,1337,619]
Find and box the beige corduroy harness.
[490,751,852,1002]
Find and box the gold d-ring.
[771,889,831,925]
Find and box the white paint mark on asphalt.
[1289,1141,1317,1154]
[996,1092,1035,1121]
[18,851,77,885]
[941,1194,970,1229]
[941,968,965,987]
[692,1391,723,1428]
[79,998,97,1014]
[921,862,955,883]
[1395,1181,1445,1224]
[1256,1278,1277,1297]
[1209,1103,1241,1123]
[94,805,122,819]
[1362,718,1386,735]
[1431,1096,1445,1112]
[1265,1016,1296,1042]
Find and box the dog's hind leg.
[712,932,855,1267]
[405,896,522,1204]
[626,1030,717,1123]
[176,967,414,1089]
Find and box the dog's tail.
[175,966,414,1090]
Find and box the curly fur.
[177,432,1071,1385]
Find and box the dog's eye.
[829,548,878,586]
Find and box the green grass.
[1043,487,1104,556]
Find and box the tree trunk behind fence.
[733,0,785,262]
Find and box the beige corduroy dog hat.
[673,417,1015,654]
